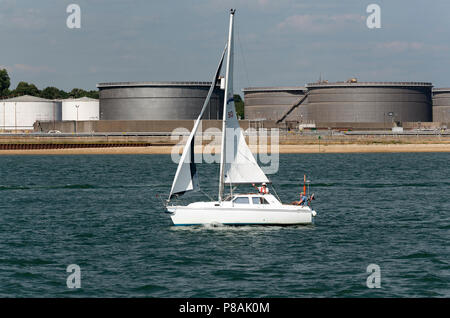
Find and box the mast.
[218,9,236,202]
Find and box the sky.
[1,0,450,94]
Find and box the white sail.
[168,46,227,201]
[223,127,270,185]
[219,10,269,200]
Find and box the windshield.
[252,197,270,205]
[233,197,250,204]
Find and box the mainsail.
[168,46,227,200]
[218,9,269,200]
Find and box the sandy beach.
[1,143,450,155]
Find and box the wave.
[0,257,55,266]
[0,183,165,191]
[0,184,96,191]
[277,182,450,189]
[0,185,31,191]
[61,184,97,189]
[396,251,437,260]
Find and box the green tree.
[0,69,11,97]
[40,86,61,99]
[13,81,40,97]
[59,89,69,99]
[69,88,87,98]
[234,94,244,119]
[68,88,99,99]
[86,90,99,99]
[40,86,69,99]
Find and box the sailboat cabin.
[222,194,282,207]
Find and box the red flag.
[303,174,306,194]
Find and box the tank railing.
[97,81,220,87]
[307,81,433,87]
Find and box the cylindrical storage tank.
[304,82,433,123]
[62,97,99,121]
[97,81,224,120]
[432,88,450,123]
[0,95,62,131]
[243,87,307,121]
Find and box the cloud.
[0,5,47,30]
[277,14,365,33]
[192,0,291,13]
[374,41,450,59]
[429,44,450,53]
[376,41,425,52]
[12,64,55,73]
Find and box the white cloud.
[13,64,55,73]
[277,14,365,33]
[0,4,47,30]
[376,41,425,52]
[192,0,291,13]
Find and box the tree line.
[233,94,244,119]
[0,68,98,100]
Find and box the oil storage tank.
[243,87,307,121]
[304,81,433,123]
[0,95,61,131]
[432,88,450,123]
[62,97,99,121]
[97,81,224,120]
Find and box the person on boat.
[252,183,269,194]
[299,192,308,206]
[292,192,315,206]
[292,192,308,206]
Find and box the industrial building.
[244,81,434,125]
[62,97,99,121]
[242,87,307,121]
[432,88,450,123]
[97,81,224,120]
[3,79,446,134]
[305,81,432,123]
[1,95,61,132]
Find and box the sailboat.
[166,9,317,226]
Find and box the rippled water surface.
[0,153,448,297]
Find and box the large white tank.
[0,95,62,131]
[62,97,99,121]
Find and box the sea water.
[0,153,448,297]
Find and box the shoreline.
[1,143,450,155]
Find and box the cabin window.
[252,197,269,205]
[234,197,250,204]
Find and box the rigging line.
[215,161,221,196]
[271,184,283,203]
[237,25,251,89]
[200,188,214,201]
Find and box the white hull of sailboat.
[167,205,316,226]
